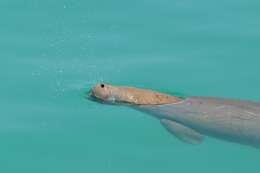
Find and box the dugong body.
[89,83,260,148]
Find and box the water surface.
[1,0,260,172]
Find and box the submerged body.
[89,83,260,148]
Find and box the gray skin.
[135,96,260,148]
[89,84,260,148]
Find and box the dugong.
[89,83,260,148]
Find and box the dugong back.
[137,96,260,148]
[183,97,260,148]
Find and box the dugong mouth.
[90,95,133,107]
[87,89,121,105]
[86,90,105,104]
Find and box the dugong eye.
[100,84,105,88]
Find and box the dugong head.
[88,83,122,104]
[88,83,181,105]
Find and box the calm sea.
[0,0,260,172]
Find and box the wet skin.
[89,83,260,148]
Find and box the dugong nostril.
[100,84,105,88]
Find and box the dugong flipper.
[160,119,204,144]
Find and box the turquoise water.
[1,0,260,172]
